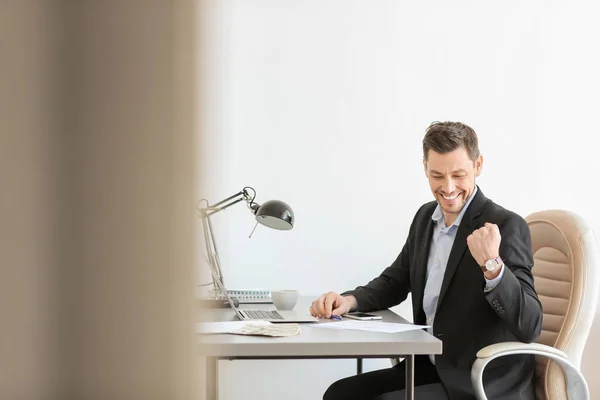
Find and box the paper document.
[197,321,270,334]
[309,320,429,333]
[197,321,300,337]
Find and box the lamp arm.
[201,214,224,289]
[197,187,257,296]
[199,188,257,219]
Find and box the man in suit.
[310,121,543,400]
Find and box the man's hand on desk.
[310,292,356,319]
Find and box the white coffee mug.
[271,290,299,310]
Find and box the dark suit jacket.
[344,188,543,400]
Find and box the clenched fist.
[467,222,501,271]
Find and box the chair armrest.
[476,341,567,359]
[470,342,589,400]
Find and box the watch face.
[485,258,501,272]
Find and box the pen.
[330,315,342,321]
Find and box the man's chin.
[437,193,465,208]
[441,207,460,215]
[440,203,464,215]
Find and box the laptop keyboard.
[244,309,284,320]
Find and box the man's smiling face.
[423,146,482,226]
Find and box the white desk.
[199,297,442,400]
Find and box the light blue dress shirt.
[422,187,504,364]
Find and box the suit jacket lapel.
[435,188,486,312]
[412,209,435,320]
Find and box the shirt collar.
[431,186,479,228]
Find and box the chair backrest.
[526,210,600,400]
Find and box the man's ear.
[423,159,428,177]
[475,155,483,177]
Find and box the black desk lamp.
[197,187,294,299]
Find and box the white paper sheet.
[308,320,429,333]
[197,320,300,337]
[197,320,271,334]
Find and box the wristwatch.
[484,257,503,272]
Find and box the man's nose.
[442,178,455,193]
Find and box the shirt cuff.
[484,265,505,292]
[343,295,358,312]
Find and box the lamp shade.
[254,200,294,230]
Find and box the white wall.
[197,1,600,399]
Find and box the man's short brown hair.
[422,121,480,162]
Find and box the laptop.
[210,268,317,323]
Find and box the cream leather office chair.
[471,210,600,400]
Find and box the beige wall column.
[0,1,201,399]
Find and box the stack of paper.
[197,321,300,337]
[308,320,429,333]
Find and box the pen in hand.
[330,315,342,321]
